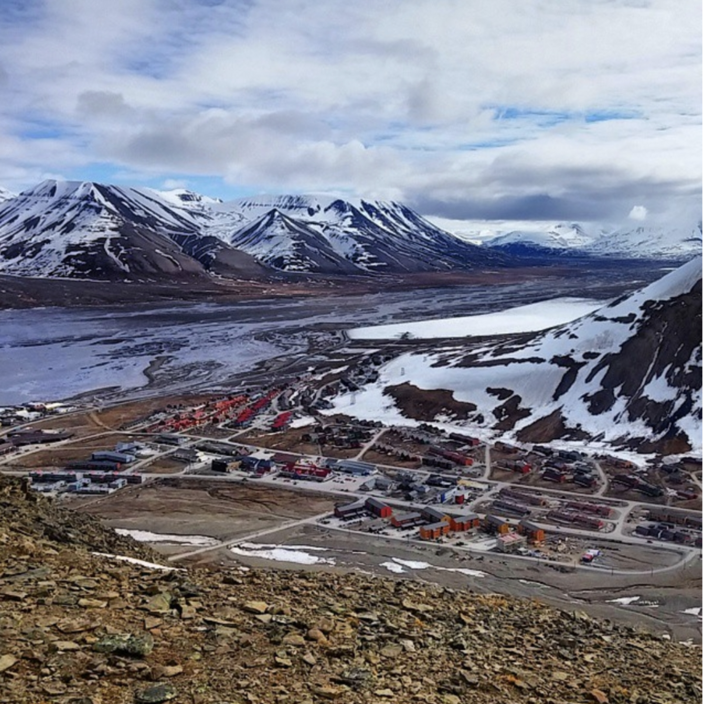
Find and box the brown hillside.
[0,477,700,704]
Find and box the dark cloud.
[409,172,702,222]
[76,91,133,118]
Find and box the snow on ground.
[380,557,485,578]
[230,542,335,565]
[92,553,180,571]
[380,561,406,573]
[114,529,219,546]
[606,596,642,605]
[230,545,335,565]
[238,542,332,552]
[290,416,315,428]
[348,298,604,340]
[681,607,703,618]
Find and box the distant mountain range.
[0,179,699,280]
[463,221,702,261]
[0,181,505,279]
[331,256,703,454]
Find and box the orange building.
[422,507,451,524]
[449,513,480,532]
[419,521,450,540]
[484,514,510,535]
[518,519,545,543]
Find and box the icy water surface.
[0,272,655,404]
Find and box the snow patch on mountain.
[486,223,594,251]
[329,257,703,453]
[0,180,263,278]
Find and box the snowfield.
[329,258,702,453]
[348,297,604,340]
[114,529,218,546]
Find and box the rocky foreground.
[0,478,701,704]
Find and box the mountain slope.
[585,222,703,260]
[0,475,701,704]
[210,195,510,273]
[230,207,360,273]
[0,181,265,279]
[330,257,703,453]
[0,186,16,203]
[485,223,594,254]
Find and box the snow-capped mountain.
[330,257,703,454]
[484,223,594,253]
[585,222,703,260]
[481,221,701,261]
[0,180,264,279]
[0,186,16,203]
[204,195,508,273]
[0,183,508,278]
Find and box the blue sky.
[0,0,700,227]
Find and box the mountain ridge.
[0,181,508,279]
[330,257,703,454]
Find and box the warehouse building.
[391,511,424,528]
[92,451,135,464]
[335,498,367,519]
[497,532,527,553]
[484,515,510,535]
[336,459,376,475]
[365,497,393,518]
[422,507,451,524]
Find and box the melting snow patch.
[348,298,604,340]
[93,553,180,571]
[447,568,487,578]
[681,607,702,618]
[230,544,335,565]
[381,561,407,574]
[392,559,432,570]
[386,557,485,578]
[115,529,218,546]
[290,416,315,428]
[606,596,641,605]
[238,542,331,552]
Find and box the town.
[1,377,701,574]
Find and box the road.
[166,510,332,562]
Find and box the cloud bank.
[0,0,700,227]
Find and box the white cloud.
[628,205,648,221]
[0,0,699,227]
[162,178,188,190]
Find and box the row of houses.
[1,429,74,450]
[334,498,547,547]
[612,474,664,498]
[634,523,701,546]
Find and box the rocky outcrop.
[0,477,700,704]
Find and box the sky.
[0,0,700,229]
